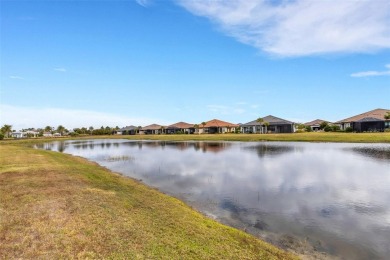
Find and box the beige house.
[335,108,390,132]
[196,119,238,134]
[304,119,330,131]
[166,122,195,134]
[141,124,166,135]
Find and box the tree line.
[0,124,121,140]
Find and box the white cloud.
[177,0,390,57]
[9,76,24,80]
[136,0,151,7]
[351,64,390,77]
[0,104,162,131]
[54,68,67,72]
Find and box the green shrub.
[0,133,4,140]
[345,127,353,132]
[331,125,341,132]
[320,121,328,129]
[324,126,332,132]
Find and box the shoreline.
[2,132,390,144]
[0,143,297,259]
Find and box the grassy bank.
[0,144,297,259]
[2,131,389,144]
[119,132,390,143]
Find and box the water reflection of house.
[163,142,192,151]
[304,119,329,131]
[241,115,295,134]
[193,142,232,153]
[335,108,390,132]
[166,122,195,134]
[244,144,295,158]
[196,119,238,134]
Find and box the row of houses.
[304,108,390,132]
[117,108,390,135]
[11,131,61,138]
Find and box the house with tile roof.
[335,108,390,132]
[117,125,139,135]
[140,124,166,135]
[196,119,238,134]
[304,119,330,131]
[240,115,295,134]
[166,122,195,134]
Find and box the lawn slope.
[0,144,297,259]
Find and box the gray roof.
[119,125,138,131]
[141,124,164,130]
[304,119,329,126]
[241,115,294,126]
[356,117,383,122]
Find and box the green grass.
[0,144,297,259]
[2,131,389,145]
[119,132,390,143]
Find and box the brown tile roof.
[241,115,294,126]
[167,122,194,129]
[200,119,239,128]
[335,108,390,123]
[141,124,165,130]
[304,119,329,126]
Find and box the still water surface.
[37,140,390,259]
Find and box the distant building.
[43,132,53,137]
[241,115,295,134]
[304,119,330,131]
[335,108,390,132]
[117,125,138,135]
[141,124,166,135]
[166,122,195,134]
[11,130,39,138]
[196,119,238,134]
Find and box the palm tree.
[160,126,165,134]
[89,126,94,135]
[1,124,12,138]
[385,112,390,120]
[256,118,264,134]
[44,125,52,133]
[263,121,270,134]
[193,124,199,134]
[57,125,65,136]
[201,122,206,134]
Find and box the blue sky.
[1,0,389,130]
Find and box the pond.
[36,140,390,259]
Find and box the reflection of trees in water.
[194,142,232,153]
[348,147,390,162]
[244,144,296,158]
[131,141,232,153]
[57,142,66,152]
[34,143,55,151]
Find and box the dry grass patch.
[0,144,297,259]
